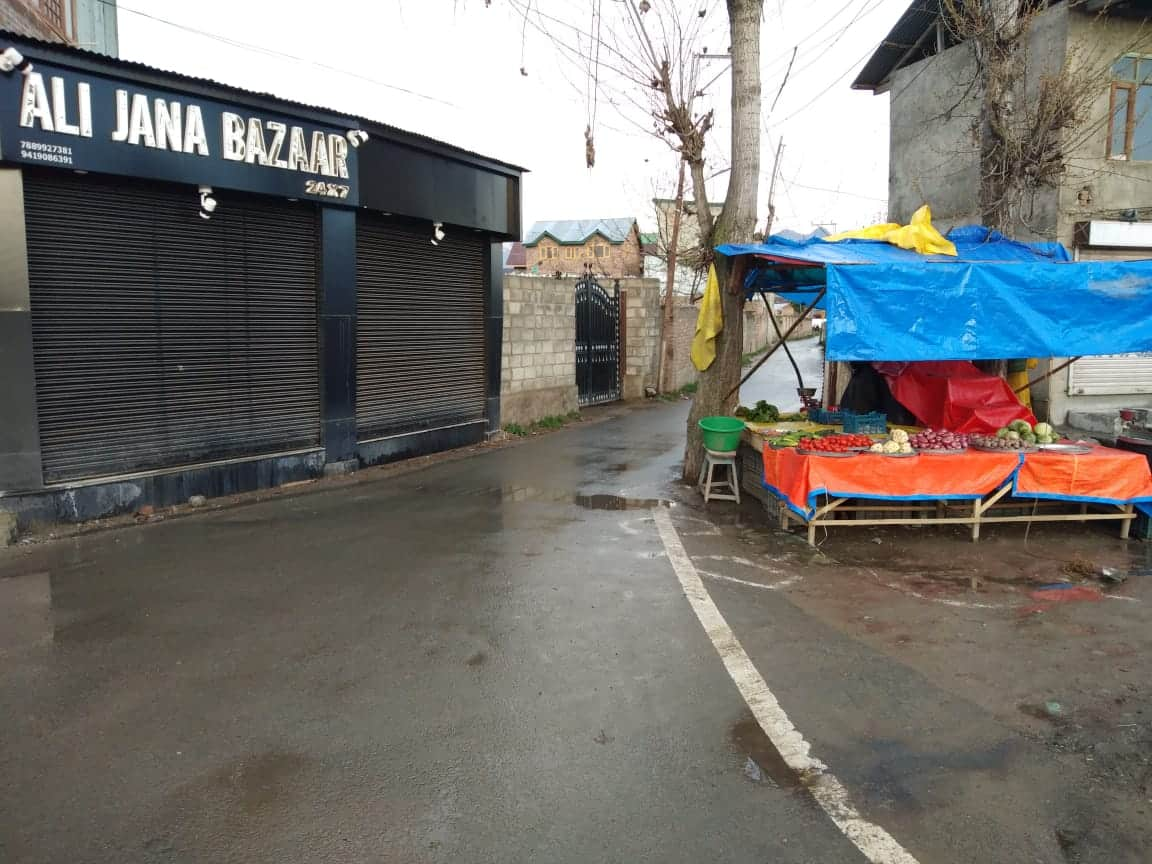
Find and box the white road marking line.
[698,570,803,591]
[653,508,921,864]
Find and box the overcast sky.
[116,0,909,236]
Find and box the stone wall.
[500,275,578,426]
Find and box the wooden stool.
[698,449,740,504]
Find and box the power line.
[104,0,460,109]
[786,178,888,202]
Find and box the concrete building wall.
[654,198,723,259]
[887,42,983,228]
[887,3,1066,239]
[500,276,578,426]
[1058,10,1152,247]
[75,0,119,56]
[1045,10,1152,424]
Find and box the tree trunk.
[683,0,763,482]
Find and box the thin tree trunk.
[684,0,762,482]
[688,157,714,248]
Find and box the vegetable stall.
[714,221,1152,545]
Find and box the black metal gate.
[575,272,620,405]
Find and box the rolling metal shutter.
[1069,247,1152,395]
[24,171,320,483]
[356,214,487,439]
[1068,354,1152,396]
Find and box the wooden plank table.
[753,436,1148,546]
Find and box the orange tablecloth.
[1015,446,1152,504]
[762,445,1152,519]
[762,448,1021,518]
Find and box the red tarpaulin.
[877,361,1035,434]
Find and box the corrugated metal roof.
[523,218,637,246]
[0,28,527,174]
[852,1,941,92]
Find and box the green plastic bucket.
[698,416,745,453]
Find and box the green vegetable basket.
[699,416,746,453]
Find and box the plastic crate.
[843,412,887,434]
[808,407,844,425]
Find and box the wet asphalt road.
[0,405,865,863]
[739,335,825,412]
[1,402,1142,862]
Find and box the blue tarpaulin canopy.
[717,226,1152,361]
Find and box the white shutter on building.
[1068,354,1152,395]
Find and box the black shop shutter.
[356,214,487,439]
[24,171,320,483]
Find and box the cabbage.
[1006,430,1021,441]
[1034,422,1053,438]
[996,427,1010,439]
[1021,431,1037,444]
[1010,420,1032,434]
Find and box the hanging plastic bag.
[691,264,723,371]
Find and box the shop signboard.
[0,57,360,205]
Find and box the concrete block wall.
[500,275,578,426]
[743,304,769,356]
[667,302,699,392]
[621,277,662,399]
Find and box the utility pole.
[762,137,784,239]
[657,158,686,394]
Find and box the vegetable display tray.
[1037,443,1093,455]
[970,443,1037,453]
[916,448,968,455]
[795,449,859,458]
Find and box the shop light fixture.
[430,222,445,246]
[0,47,33,76]
[198,185,217,220]
[346,129,369,148]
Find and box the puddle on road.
[496,485,668,511]
[573,494,666,511]
[729,716,802,790]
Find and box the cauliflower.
[882,440,901,454]
[890,429,909,445]
[870,443,885,453]
[900,442,913,454]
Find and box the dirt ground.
[750,517,1152,853]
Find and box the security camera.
[346,129,369,148]
[430,222,445,246]
[198,185,217,219]
[0,47,32,75]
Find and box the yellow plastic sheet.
[825,204,957,257]
[691,264,723,372]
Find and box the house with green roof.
[523,217,643,278]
